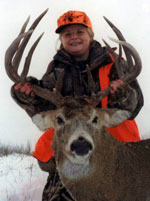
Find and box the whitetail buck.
[5,9,150,201]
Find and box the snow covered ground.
[0,154,48,201]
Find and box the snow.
[0,154,48,201]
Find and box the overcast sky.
[0,0,150,149]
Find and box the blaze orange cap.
[55,10,93,33]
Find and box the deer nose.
[70,137,93,156]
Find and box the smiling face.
[60,24,93,61]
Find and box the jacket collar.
[53,40,112,69]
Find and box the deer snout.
[71,137,93,156]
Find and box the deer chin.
[68,150,92,165]
[58,153,92,179]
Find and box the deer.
[5,9,150,201]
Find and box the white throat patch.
[58,159,92,179]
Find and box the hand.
[110,79,125,94]
[14,83,35,97]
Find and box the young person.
[12,10,143,201]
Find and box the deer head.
[33,102,131,176]
[5,10,146,201]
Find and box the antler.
[5,9,67,108]
[5,9,48,83]
[5,12,142,109]
[103,17,142,83]
[84,17,142,106]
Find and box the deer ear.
[32,110,56,131]
[102,109,131,128]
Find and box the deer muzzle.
[71,136,93,156]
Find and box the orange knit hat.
[55,10,93,33]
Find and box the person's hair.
[57,27,94,51]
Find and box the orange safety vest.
[33,128,55,162]
[33,60,141,162]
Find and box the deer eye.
[56,116,64,125]
[92,116,98,124]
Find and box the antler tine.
[5,31,33,83]
[11,16,30,60]
[55,69,65,94]
[21,32,44,79]
[86,64,96,95]
[102,39,124,79]
[84,87,111,107]
[109,38,142,83]
[32,69,65,108]
[11,16,30,71]
[32,85,63,108]
[103,16,133,68]
[19,16,30,35]
[103,17,125,41]
[29,9,49,31]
